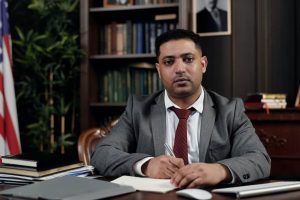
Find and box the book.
[111,175,177,193]
[246,93,287,101]
[1,152,80,169]
[155,13,177,21]
[295,85,300,107]
[0,176,136,200]
[212,181,300,198]
[0,165,94,185]
[0,162,84,177]
[245,93,287,110]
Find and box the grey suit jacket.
[91,90,271,183]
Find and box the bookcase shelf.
[90,102,127,107]
[90,54,155,59]
[80,0,190,130]
[90,3,179,12]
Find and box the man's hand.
[142,155,184,179]
[171,163,232,188]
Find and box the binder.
[0,176,135,200]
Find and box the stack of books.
[244,93,287,110]
[0,152,94,185]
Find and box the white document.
[112,175,177,193]
[212,181,300,198]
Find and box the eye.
[163,58,174,66]
[183,55,194,63]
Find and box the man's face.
[205,0,218,10]
[156,39,207,100]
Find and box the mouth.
[174,77,190,85]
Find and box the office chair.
[77,119,119,165]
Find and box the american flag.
[0,0,21,159]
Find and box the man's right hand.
[142,155,184,179]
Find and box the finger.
[171,168,190,186]
[177,172,198,188]
[164,168,174,178]
[169,157,185,168]
[186,177,203,188]
[166,164,178,174]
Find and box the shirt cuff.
[227,166,236,184]
[133,157,153,176]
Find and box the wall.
[198,0,299,106]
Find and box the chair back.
[77,128,106,165]
[77,118,119,165]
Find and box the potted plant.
[10,0,84,153]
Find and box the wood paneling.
[195,0,299,106]
[247,109,300,178]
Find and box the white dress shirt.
[164,87,204,163]
[134,87,204,175]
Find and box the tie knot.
[171,107,192,119]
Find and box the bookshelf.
[80,0,190,130]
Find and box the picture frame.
[103,0,133,7]
[295,85,300,108]
[192,0,231,37]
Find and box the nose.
[174,59,185,73]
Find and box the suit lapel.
[198,90,216,162]
[151,92,166,156]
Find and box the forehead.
[159,39,201,57]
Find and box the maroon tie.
[171,107,192,165]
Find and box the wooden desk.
[2,181,300,200]
[246,108,300,179]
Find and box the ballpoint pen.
[164,143,176,157]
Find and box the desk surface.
[1,180,300,200]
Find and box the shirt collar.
[164,87,204,113]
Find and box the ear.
[200,56,208,73]
[155,63,161,79]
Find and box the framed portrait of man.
[103,0,133,7]
[192,0,231,36]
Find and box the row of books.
[99,66,164,103]
[0,153,93,185]
[244,93,287,110]
[99,20,177,55]
[135,0,178,5]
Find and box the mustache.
[173,75,190,83]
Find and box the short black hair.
[155,29,203,58]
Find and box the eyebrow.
[162,53,194,60]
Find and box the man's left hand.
[171,163,232,188]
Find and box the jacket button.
[243,174,250,179]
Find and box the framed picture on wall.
[103,0,133,7]
[192,0,231,36]
[295,85,300,107]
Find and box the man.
[197,0,227,33]
[91,29,271,188]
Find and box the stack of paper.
[0,165,94,185]
[0,152,94,185]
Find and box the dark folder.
[0,176,136,200]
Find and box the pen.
[164,143,176,157]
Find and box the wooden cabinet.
[246,108,300,179]
[80,0,190,130]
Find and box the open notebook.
[212,181,300,198]
[112,175,177,193]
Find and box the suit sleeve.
[90,95,150,176]
[217,99,271,183]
